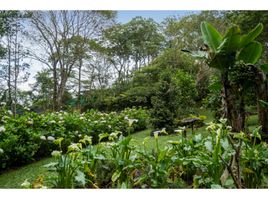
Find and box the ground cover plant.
[17,118,268,189]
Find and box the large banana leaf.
[237,41,262,64]
[239,23,263,48]
[216,26,241,54]
[181,49,209,59]
[209,53,235,70]
[201,22,223,52]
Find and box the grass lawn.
[0,108,259,188]
[0,157,56,188]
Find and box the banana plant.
[195,22,263,68]
[183,22,263,132]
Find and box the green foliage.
[201,21,223,52]
[38,119,268,188]
[0,106,149,171]
[194,21,263,70]
[150,70,197,132]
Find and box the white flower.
[24,107,30,111]
[21,179,31,188]
[7,110,12,115]
[124,116,129,120]
[47,136,55,141]
[27,119,33,125]
[50,120,56,124]
[153,131,160,139]
[0,102,6,106]
[79,116,85,120]
[174,129,183,134]
[219,118,227,124]
[0,148,4,154]
[40,136,46,140]
[108,125,112,129]
[51,150,62,158]
[68,143,82,152]
[0,126,6,133]
[127,118,138,127]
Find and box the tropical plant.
[184,22,263,133]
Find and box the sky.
[117,10,197,23]
[19,11,196,91]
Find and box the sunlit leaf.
[201,21,223,52]
[239,23,263,48]
[237,41,262,64]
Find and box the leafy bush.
[0,106,149,171]
[150,70,197,133]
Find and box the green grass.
[0,157,56,188]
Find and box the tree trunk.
[221,71,245,132]
[56,72,68,110]
[7,35,12,109]
[77,59,82,112]
[254,67,268,140]
[52,62,58,111]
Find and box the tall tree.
[0,11,30,116]
[103,17,164,83]
[28,11,116,111]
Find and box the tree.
[0,11,30,116]
[28,11,116,111]
[103,17,164,83]
[186,22,263,132]
[31,69,54,111]
[150,69,197,133]
[163,11,229,102]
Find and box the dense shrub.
[150,70,197,133]
[0,106,149,171]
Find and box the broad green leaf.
[112,170,121,182]
[237,41,262,64]
[75,170,86,186]
[120,182,127,189]
[211,184,223,189]
[259,100,268,108]
[220,138,229,150]
[260,64,268,74]
[239,23,263,48]
[194,134,202,142]
[209,53,235,70]
[98,133,109,142]
[201,21,223,52]
[181,49,209,59]
[205,140,212,152]
[217,26,241,53]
